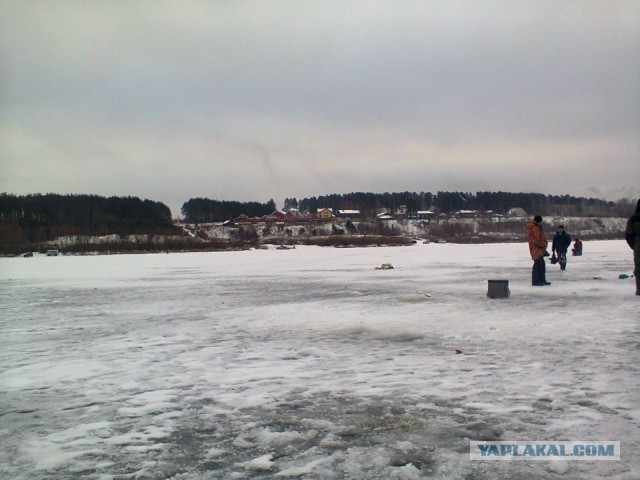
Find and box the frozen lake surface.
[1,241,638,479]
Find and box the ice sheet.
[0,241,638,479]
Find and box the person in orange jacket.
[527,215,551,286]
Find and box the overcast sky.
[1,1,638,216]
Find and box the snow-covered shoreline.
[1,241,638,479]
[4,215,626,257]
[191,215,627,244]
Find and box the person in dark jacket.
[552,225,572,270]
[527,215,550,286]
[625,199,640,295]
[572,238,583,256]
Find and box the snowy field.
[1,241,638,480]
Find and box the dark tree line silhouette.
[0,193,176,248]
[183,191,631,223]
[297,191,627,217]
[181,198,276,223]
[1,191,633,253]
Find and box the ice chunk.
[239,453,275,471]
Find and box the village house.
[415,211,436,222]
[376,211,394,221]
[271,210,288,221]
[315,208,334,221]
[482,210,502,218]
[455,210,478,218]
[233,209,315,226]
[337,209,361,219]
[507,207,527,217]
[233,214,252,224]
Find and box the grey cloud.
[1,1,639,216]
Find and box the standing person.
[552,225,572,270]
[572,238,583,256]
[624,199,640,296]
[527,215,550,286]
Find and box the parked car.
[46,250,59,256]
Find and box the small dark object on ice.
[455,349,463,355]
[487,280,510,298]
[375,263,394,270]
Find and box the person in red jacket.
[571,238,583,256]
[527,215,550,286]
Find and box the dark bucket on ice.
[487,280,510,298]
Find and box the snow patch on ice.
[275,457,328,477]
[238,453,275,471]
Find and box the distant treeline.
[182,197,276,223]
[1,191,633,251]
[183,191,632,223]
[0,193,177,249]
[287,191,631,218]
